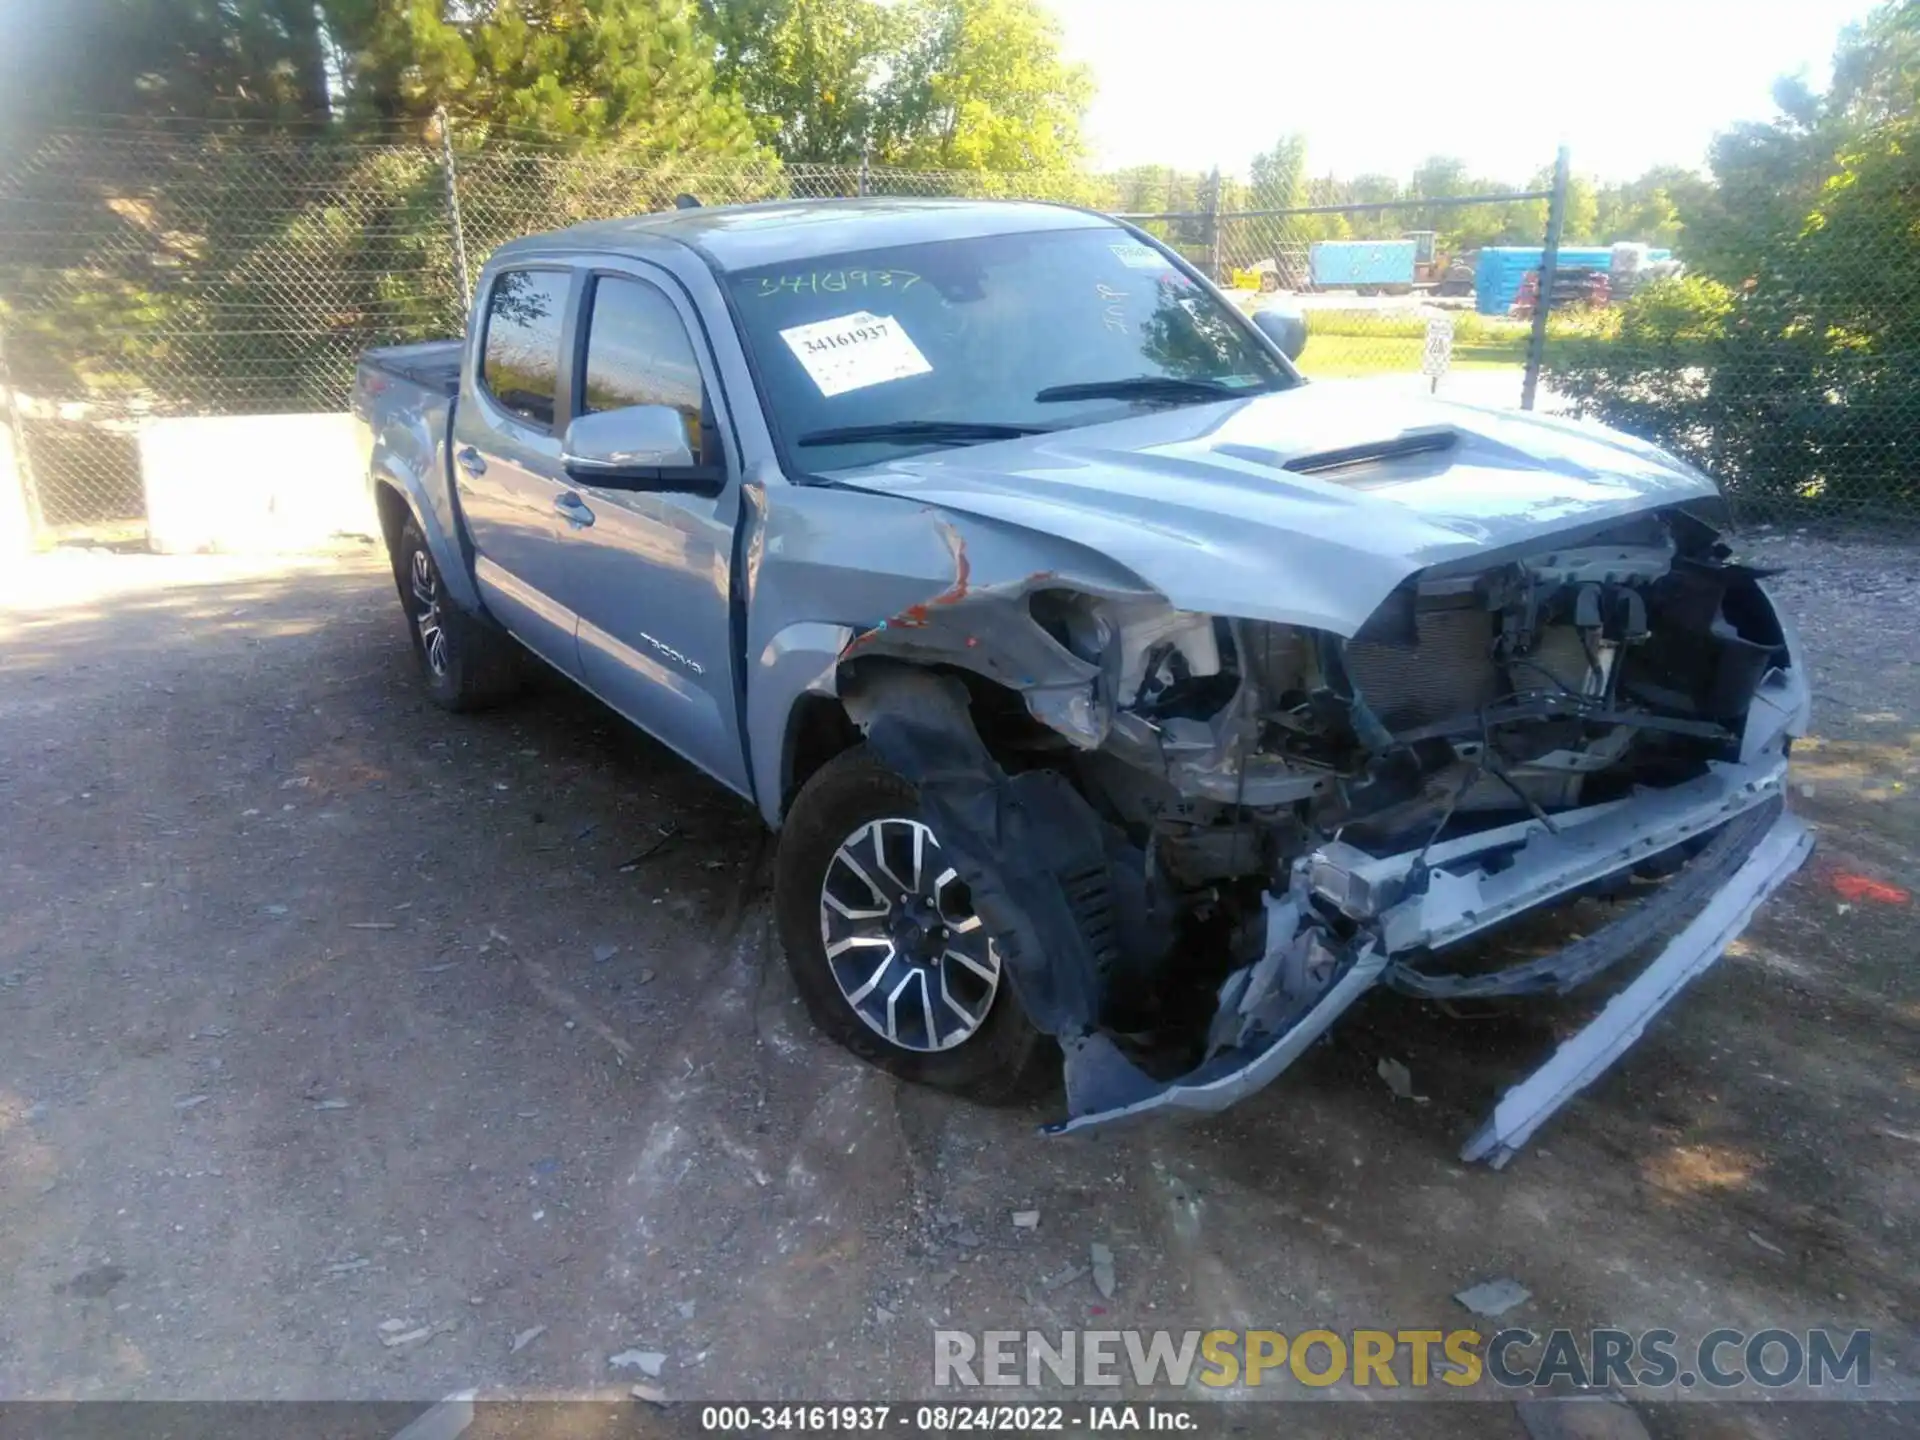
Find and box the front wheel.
[774,746,1052,1104]
[391,517,523,712]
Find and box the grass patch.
[1295,333,1527,378]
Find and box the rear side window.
[582,275,707,454]
[480,269,568,427]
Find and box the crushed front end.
[839,502,1812,1163]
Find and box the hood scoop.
[1278,425,1461,477]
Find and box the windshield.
[723,226,1297,472]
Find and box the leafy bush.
[1549,272,1920,517]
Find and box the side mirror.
[1250,305,1307,362]
[561,405,721,493]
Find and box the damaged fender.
[840,667,1114,1038]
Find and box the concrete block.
[141,413,375,554]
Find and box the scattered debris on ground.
[1454,1278,1531,1318]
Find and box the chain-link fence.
[1121,186,1562,410]
[2,119,1911,542]
[0,121,1131,540]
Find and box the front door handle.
[455,446,487,477]
[554,492,595,529]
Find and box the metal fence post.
[435,106,473,313]
[1206,167,1223,281]
[1521,145,1570,411]
[0,324,48,547]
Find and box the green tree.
[353,0,762,154]
[1248,134,1307,209]
[703,0,907,162]
[1591,166,1708,247]
[1554,0,1920,515]
[880,0,1092,170]
[1,0,344,134]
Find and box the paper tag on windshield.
[1110,241,1167,269]
[778,311,932,397]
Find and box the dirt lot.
[1,533,1916,1434]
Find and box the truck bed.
[360,339,463,399]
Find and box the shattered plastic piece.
[380,1322,442,1349]
[592,943,619,964]
[313,1098,350,1111]
[174,1095,210,1111]
[1376,1058,1428,1104]
[1089,1243,1116,1299]
[630,1384,669,1405]
[1012,1210,1041,1230]
[610,1350,667,1377]
[1454,1278,1530,1317]
[1041,1264,1086,1293]
[511,1325,546,1353]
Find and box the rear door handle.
[554,492,595,529]
[455,446,487,477]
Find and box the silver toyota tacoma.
[353,198,1812,1165]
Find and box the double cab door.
[451,256,751,799]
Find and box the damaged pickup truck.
[354,198,1812,1165]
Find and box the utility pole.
[1521,145,1570,412]
[434,106,473,312]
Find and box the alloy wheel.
[818,817,1000,1052]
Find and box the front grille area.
[1344,601,1500,733]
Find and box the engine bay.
[839,500,1810,1149]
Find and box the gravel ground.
[0,535,1915,1435]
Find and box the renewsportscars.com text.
[933,1327,1873,1392]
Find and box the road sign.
[1421,314,1455,380]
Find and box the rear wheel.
[392,517,523,712]
[774,746,1052,1104]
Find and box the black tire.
[391,517,523,712]
[774,745,1053,1105]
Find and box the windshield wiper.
[796,420,1053,448]
[1033,375,1272,404]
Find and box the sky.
[1048,0,1880,183]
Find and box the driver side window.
[581,276,709,459]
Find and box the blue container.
[1310,240,1418,289]
[1474,246,1622,314]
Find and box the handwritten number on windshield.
[755,270,923,298]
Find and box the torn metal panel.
[1386,798,1785,1000]
[1310,758,1789,956]
[1461,807,1813,1168]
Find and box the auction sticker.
[779,311,932,397]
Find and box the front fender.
[749,620,854,828]
[740,481,1156,828]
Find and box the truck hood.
[828,385,1720,635]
